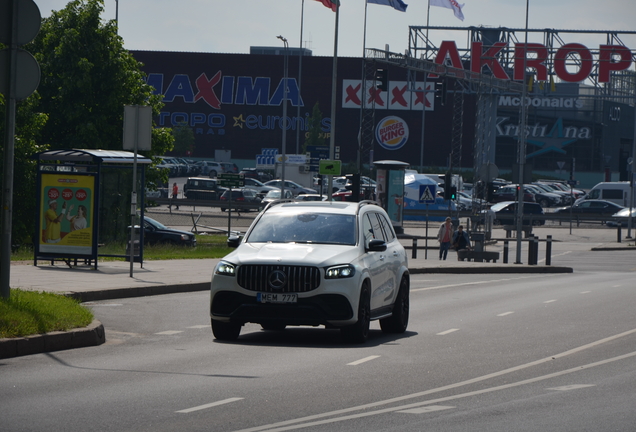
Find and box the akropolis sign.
[432,40,633,83]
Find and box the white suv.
[210,200,410,343]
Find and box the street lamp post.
[277,35,289,198]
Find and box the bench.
[502,225,533,238]
[457,250,500,263]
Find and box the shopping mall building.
[132,26,636,188]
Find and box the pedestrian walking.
[437,216,454,260]
[171,182,179,210]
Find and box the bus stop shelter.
[33,149,152,269]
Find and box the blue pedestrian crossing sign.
[419,184,436,204]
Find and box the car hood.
[155,227,194,237]
[223,242,360,267]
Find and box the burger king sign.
[376,116,409,151]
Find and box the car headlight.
[325,264,355,279]
[215,261,236,276]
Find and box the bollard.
[528,235,537,265]
[546,235,552,266]
[503,240,509,264]
[412,238,418,259]
[532,235,539,265]
[617,225,622,243]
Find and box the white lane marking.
[612,285,621,288]
[544,300,557,304]
[241,352,636,432]
[155,330,184,335]
[231,328,636,432]
[580,291,591,294]
[437,329,459,336]
[347,355,380,366]
[398,405,455,414]
[497,312,515,317]
[187,325,209,329]
[411,275,551,292]
[177,397,244,414]
[546,384,595,391]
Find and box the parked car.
[295,194,327,202]
[194,161,224,177]
[486,201,545,226]
[606,208,636,227]
[155,156,179,177]
[242,177,278,198]
[240,168,273,183]
[141,216,196,246]
[219,188,262,212]
[259,189,294,209]
[183,177,226,200]
[524,184,563,207]
[554,200,625,218]
[491,185,535,203]
[220,162,239,174]
[263,179,317,196]
[210,200,410,342]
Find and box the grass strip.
[0,289,94,339]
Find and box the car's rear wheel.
[211,318,241,341]
[380,277,409,333]
[341,284,370,343]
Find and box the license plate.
[257,293,297,304]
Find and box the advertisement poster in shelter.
[39,173,95,256]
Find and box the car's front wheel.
[211,318,241,341]
[380,276,409,333]
[341,284,370,343]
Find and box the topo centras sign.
[432,41,632,83]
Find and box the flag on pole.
[368,0,408,12]
[429,0,465,21]
[314,0,339,12]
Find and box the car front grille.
[237,265,321,293]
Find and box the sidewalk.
[10,225,633,303]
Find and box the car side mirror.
[227,235,242,248]
[367,239,387,252]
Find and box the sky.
[34,0,636,58]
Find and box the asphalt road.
[2,253,635,431]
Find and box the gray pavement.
[3,223,634,359]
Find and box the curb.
[409,266,573,274]
[0,319,105,360]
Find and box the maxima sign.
[432,41,632,83]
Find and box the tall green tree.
[172,123,195,156]
[27,0,172,158]
[0,94,48,245]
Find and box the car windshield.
[144,217,167,230]
[247,212,356,245]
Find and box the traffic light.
[486,182,497,203]
[345,173,361,202]
[375,68,388,92]
[435,80,447,106]
[449,186,457,200]
[443,172,452,200]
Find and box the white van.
[581,182,636,207]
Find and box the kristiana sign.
[432,41,633,83]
